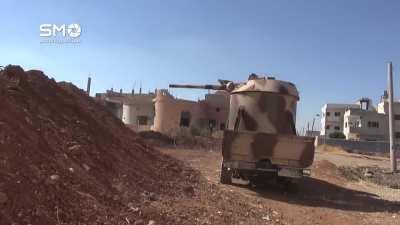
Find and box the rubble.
[49,174,60,181]
[340,166,400,189]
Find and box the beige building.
[96,88,230,135]
[343,108,388,141]
[152,89,229,135]
[327,92,400,141]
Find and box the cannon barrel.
[169,84,226,90]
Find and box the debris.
[68,144,81,151]
[364,169,374,178]
[82,164,90,171]
[50,175,60,181]
[148,220,156,225]
[141,191,156,201]
[340,166,400,189]
[262,215,270,221]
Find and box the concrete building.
[96,88,230,136]
[95,89,155,131]
[372,92,400,140]
[322,92,400,141]
[320,103,360,136]
[152,89,229,135]
[343,108,388,141]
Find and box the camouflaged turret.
[170,74,315,185]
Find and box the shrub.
[329,131,346,139]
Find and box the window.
[216,107,220,112]
[220,123,226,130]
[326,112,331,117]
[396,132,400,139]
[137,116,148,125]
[395,115,400,120]
[325,125,330,130]
[367,121,379,128]
[334,126,340,130]
[345,122,347,128]
[180,111,191,127]
[334,112,341,117]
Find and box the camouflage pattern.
[170,74,315,172]
[228,92,297,134]
[222,130,315,169]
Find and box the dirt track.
[160,146,400,225]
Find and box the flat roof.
[322,103,360,109]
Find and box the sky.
[1,0,400,132]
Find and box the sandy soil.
[160,146,400,225]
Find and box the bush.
[329,131,346,139]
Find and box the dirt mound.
[0,65,198,224]
[0,65,291,225]
[316,160,338,171]
[340,166,400,189]
[312,160,348,185]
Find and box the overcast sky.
[1,0,400,131]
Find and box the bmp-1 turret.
[169,74,315,185]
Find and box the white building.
[95,89,156,131]
[320,103,360,136]
[322,93,400,141]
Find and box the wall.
[315,136,391,154]
[153,90,202,135]
[121,96,154,126]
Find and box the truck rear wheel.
[220,164,232,184]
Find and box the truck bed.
[222,130,315,168]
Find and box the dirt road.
[160,146,400,225]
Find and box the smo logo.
[40,23,81,38]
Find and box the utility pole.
[388,62,397,172]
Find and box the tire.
[220,164,232,184]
